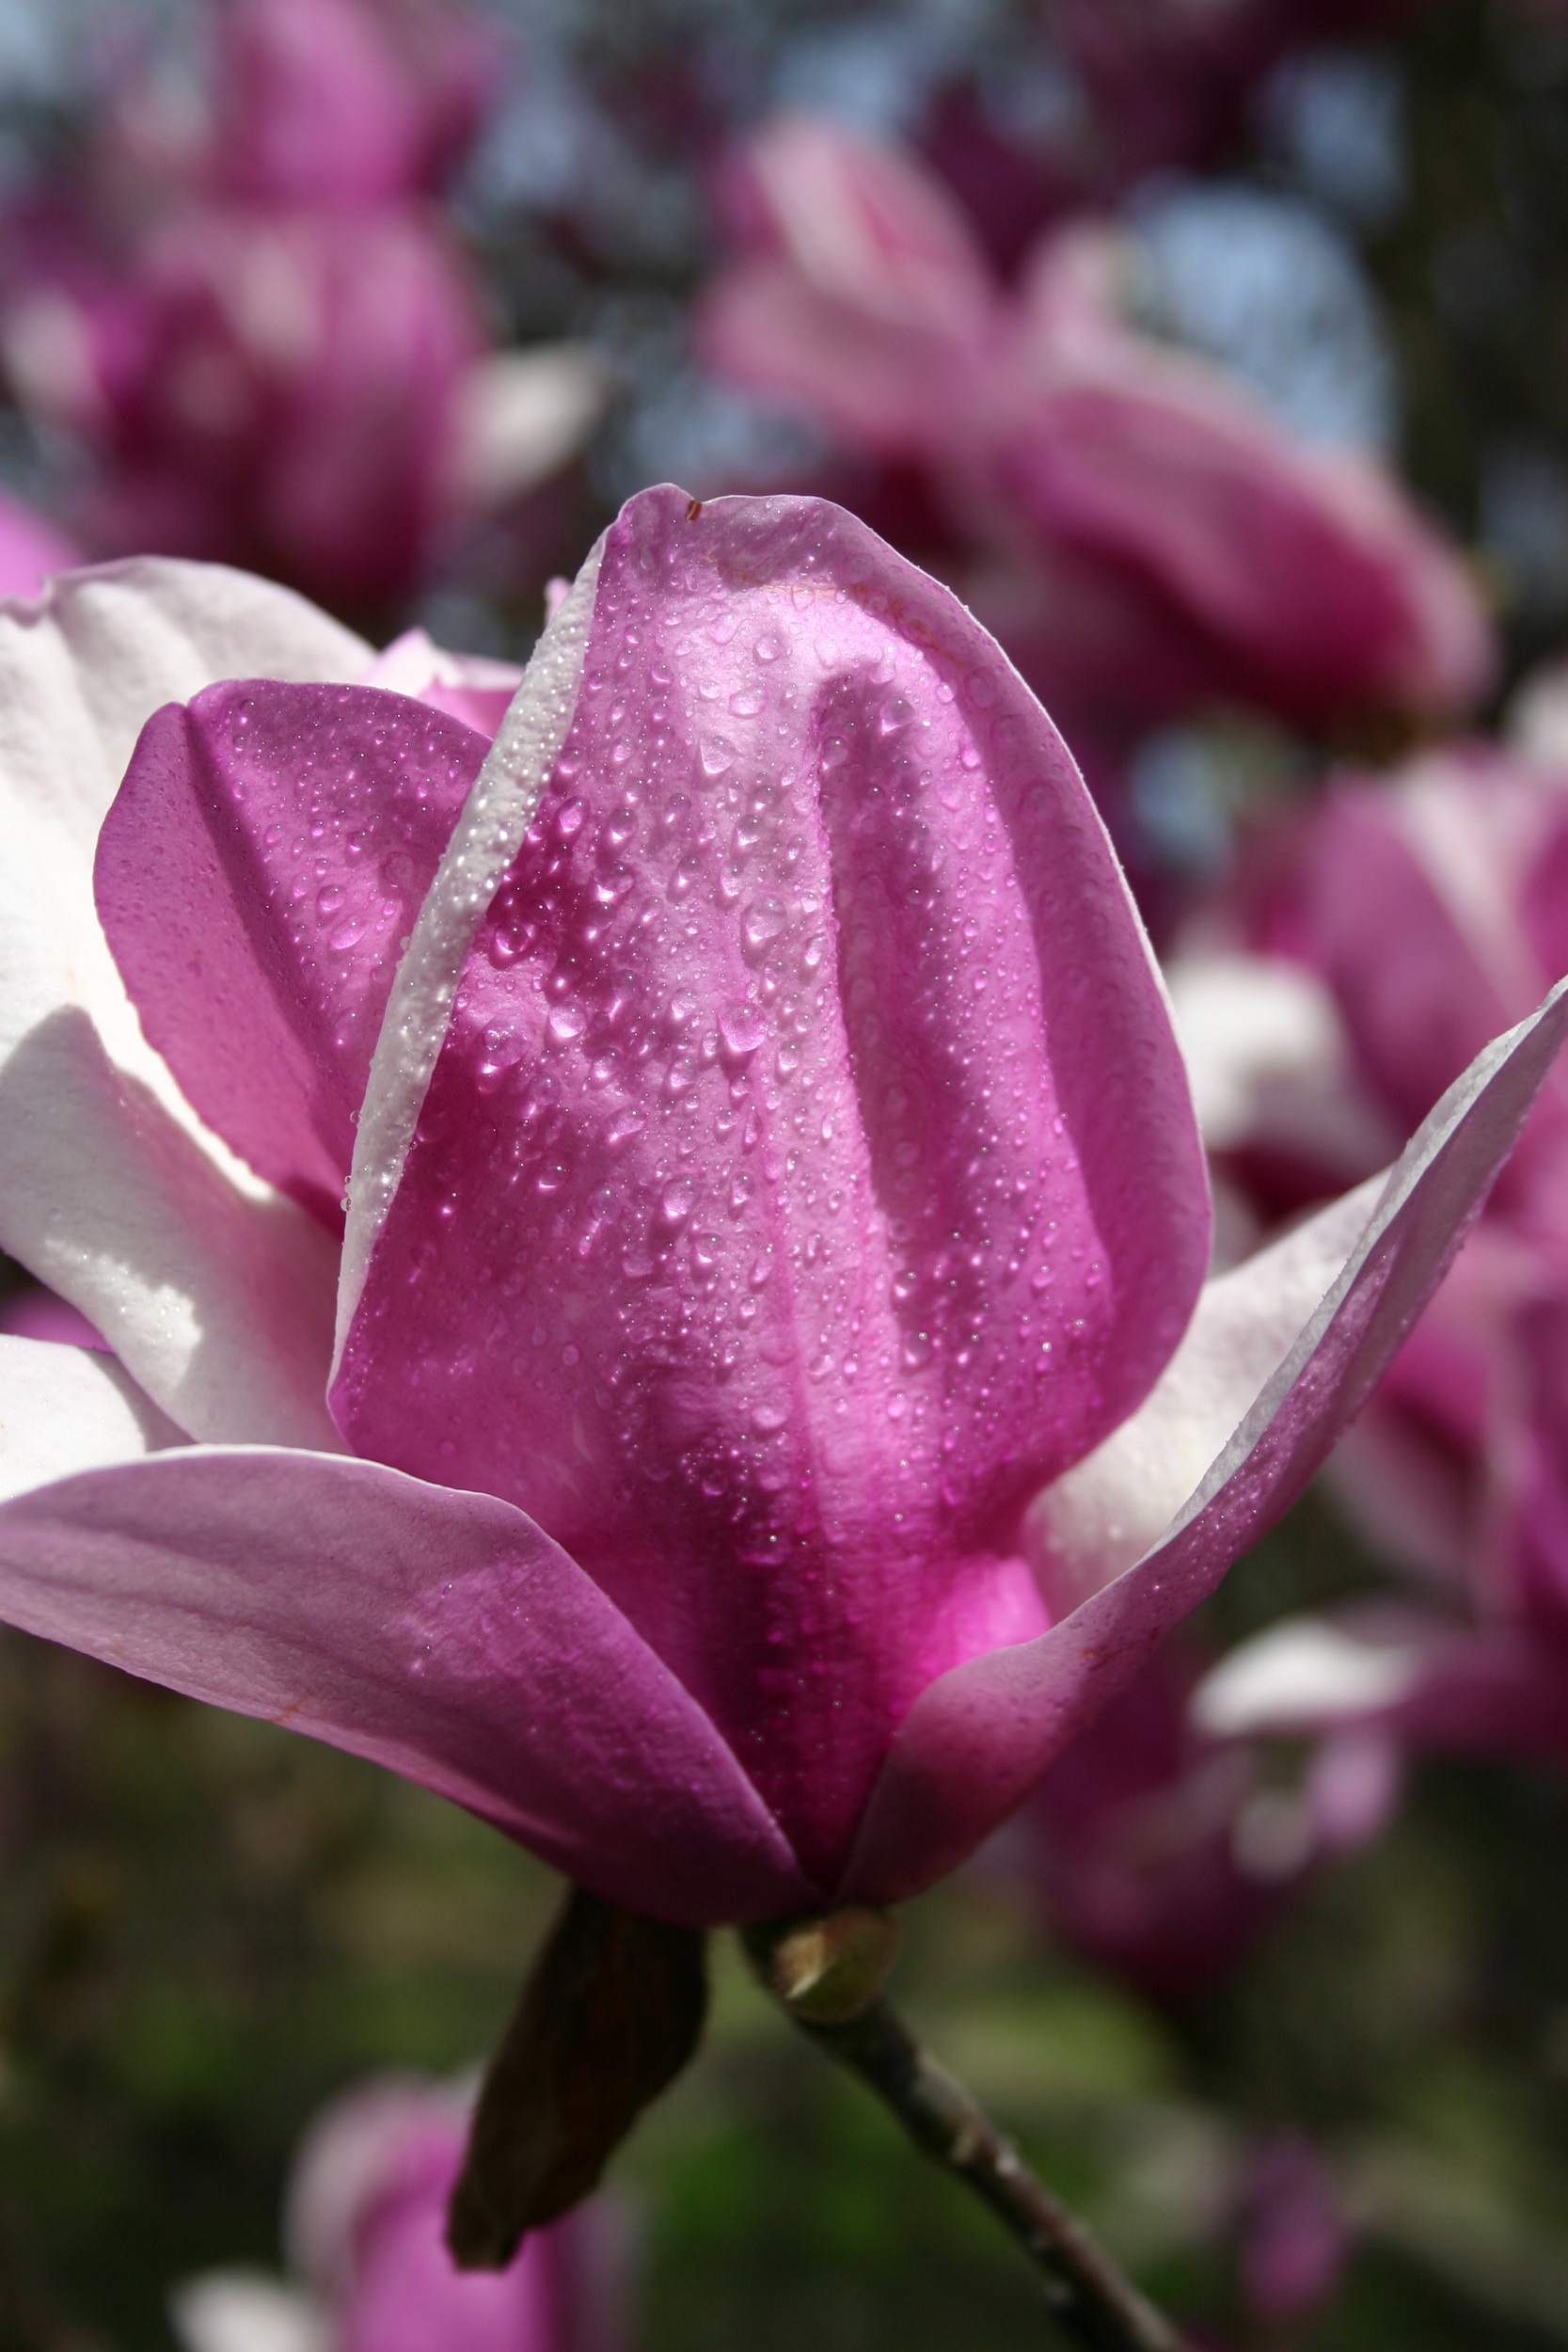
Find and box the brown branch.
[745,1915,1190,2352]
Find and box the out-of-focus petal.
[840,977,1568,1903]
[0,488,80,597]
[443,344,607,509]
[0,559,367,1441]
[0,1446,816,1924]
[0,1283,107,1349]
[170,2273,329,2352]
[1195,1616,1429,1738]
[1002,223,1496,724]
[333,483,1208,1886]
[1165,949,1394,1171]
[361,628,522,739]
[699,115,999,456]
[97,684,488,1225]
[287,2076,600,2352]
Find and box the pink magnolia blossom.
[1170,743,1568,1768]
[0,0,599,609]
[171,2074,627,2352]
[0,487,1556,1929]
[997,1636,1398,2003]
[700,117,1491,738]
[190,0,501,209]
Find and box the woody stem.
[778,1993,1191,2352]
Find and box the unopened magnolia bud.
[744,1907,901,2025]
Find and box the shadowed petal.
[840,977,1568,1904]
[97,684,488,1225]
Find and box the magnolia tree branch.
[744,1913,1191,2352]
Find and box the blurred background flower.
[170,2073,632,2352]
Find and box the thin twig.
[783,1994,1191,2352]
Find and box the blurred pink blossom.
[171,2074,629,2352]
[0,493,1554,1929]
[1235,2130,1352,2328]
[0,0,601,610]
[700,116,1492,740]
[998,1636,1398,2003]
[1171,734,1568,1770]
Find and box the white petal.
[1031,1175,1383,1610]
[0,1334,182,1500]
[168,2274,329,2352]
[445,342,608,506]
[335,533,603,1363]
[0,560,369,1443]
[1194,1617,1425,1738]
[1165,949,1395,1167]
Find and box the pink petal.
[0,1283,108,1350]
[1306,782,1529,1138]
[699,115,1001,456]
[0,1447,816,1925]
[334,483,1209,1888]
[96,683,488,1224]
[999,224,1496,723]
[287,2078,615,2352]
[840,977,1568,1903]
[363,628,522,740]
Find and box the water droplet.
[657,1178,696,1232]
[719,1004,766,1067]
[547,1003,586,1043]
[699,735,736,779]
[742,897,787,962]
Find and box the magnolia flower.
[171,2074,626,2352]
[189,0,501,209]
[996,1636,1398,2003]
[0,0,602,608]
[1170,743,1568,1768]
[699,117,1491,739]
[0,485,1558,1931]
